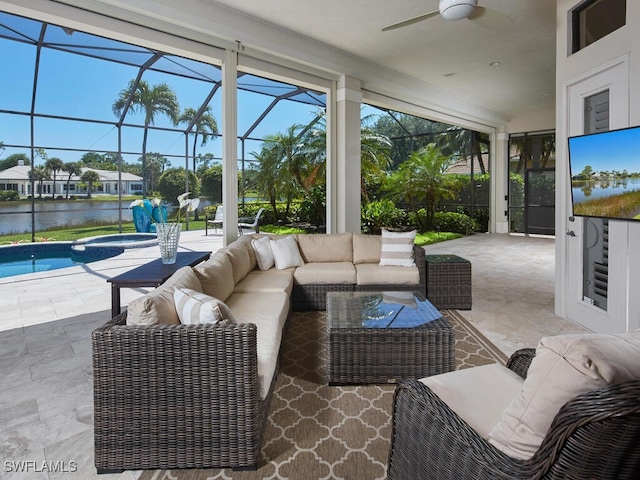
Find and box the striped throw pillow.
[379,229,416,267]
[173,287,236,325]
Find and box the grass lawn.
[415,231,463,246]
[0,222,463,245]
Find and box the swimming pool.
[0,233,158,279]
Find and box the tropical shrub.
[298,185,326,227]
[361,200,407,234]
[0,190,19,201]
[157,168,199,205]
[200,164,222,203]
[238,202,301,227]
[385,144,460,230]
[432,211,478,234]
[509,172,525,232]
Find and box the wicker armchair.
[388,348,640,480]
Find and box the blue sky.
[569,127,640,176]
[0,20,360,170]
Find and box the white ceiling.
[207,0,557,120]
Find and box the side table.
[107,251,211,317]
[425,254,472,310]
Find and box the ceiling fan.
[381,0,512,32]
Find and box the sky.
[568,127,640,176]
[0,12,385,171]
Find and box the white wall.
[556,0,640,331]
[507,107,555,134]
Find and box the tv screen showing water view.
[569,125,640,221]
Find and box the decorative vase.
[156,222,181,264]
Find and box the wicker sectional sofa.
[93,232,425,473]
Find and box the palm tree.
[80,169,101,198]
[62,162,83,199]
[386,143,460,230]
[360,127,393,201]
[259,126,312,219]
[245,149,282,220]
[301,109,392,200]
[143,152,169,193]
[436,127,489,174]
[29,165,50,199]
[112,79,179,197]
[45,157,64,198]
[509,134,556,174]
[178,106,218,172]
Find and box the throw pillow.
[173,287,236,325]
[488,331,640,459]
[270,235,305,270]
[126,266,201,326]
[379,229,416,267]
[251,236,275,270]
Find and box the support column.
[335,76,362,233]
[492,131,509,233]
[222,49,238,246]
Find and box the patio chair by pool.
[238,208,265,235]
[205,205,223,235]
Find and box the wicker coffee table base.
[327,317,455,384]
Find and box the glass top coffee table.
[326,291,455,384]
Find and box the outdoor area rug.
[138,309,507,480]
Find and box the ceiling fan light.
[440,0,478,21]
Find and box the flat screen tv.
[569,125,640,221]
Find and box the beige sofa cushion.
[422,363,524,439]
[355,263,419,285]
[221,238,253,284]
[353,234,381,264]
[235,234,258,271]
[235,269,294,295]
[489,331,640,459]
[126,266,202,326]
[226,291,290,400]
[297,233,353,263]
[294,262,356,285]
[193,252,235,301]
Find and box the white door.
[564,58,629,334]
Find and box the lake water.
[0,201,133,236]
[572,178,640,203]
[0,198,218,236]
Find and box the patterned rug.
[139,310,507,480]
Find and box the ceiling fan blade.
[468,6,513,30]
[382,10,440,32]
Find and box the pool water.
[0,243,121,278]
[0,234,157,279]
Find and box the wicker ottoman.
[326,291,455,384]
[425,254,472,310]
